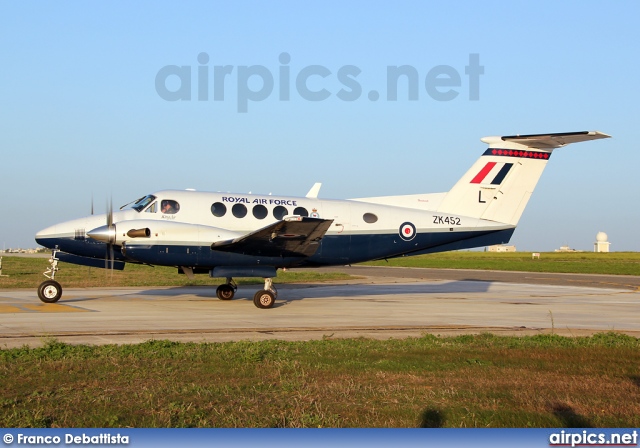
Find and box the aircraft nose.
[35,216,105,247]
[35,224,59,247]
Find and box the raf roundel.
[399,222,417,241]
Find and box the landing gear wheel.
[216,284,235,300]
[253,290,275,309]
[38,280,63,303]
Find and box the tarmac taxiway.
[1,267,639,348]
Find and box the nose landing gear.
[37,249,63,303]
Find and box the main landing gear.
[37,249,63,303]
[216,278,237,300]
[216,277,278,309]
[253,278,277,309]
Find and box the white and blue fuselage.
[35,189,514,269]
[34,131,610,307]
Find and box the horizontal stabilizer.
[211,217,334,258]
[481,131,610,150]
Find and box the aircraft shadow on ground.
[123,280,493,304]
[43,279,493,305]
[418,403,596,428]
[549,403,594,428]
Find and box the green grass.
[362,251,640,276]
[0,256,353,289]
[2,255,638,427]
[1,333,638,428]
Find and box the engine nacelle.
[88,219,242,247]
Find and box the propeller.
[105,197,115,271]
[85,195,117,277]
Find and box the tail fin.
[437,131,610,225]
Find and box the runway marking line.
[0,305,23,313]
[0,303,89,313]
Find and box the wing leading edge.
[211,217,334,258]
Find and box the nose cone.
[87,225,116,244]
[35,224,66,247]
[35,214,115,248]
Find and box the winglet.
[306,183,322,198]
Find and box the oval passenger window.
[211,202,227,217]
[253,204,268,219]
[294,207,309,217]
[273,206,288,220]
[232,204,247,218]
[363,213,378,223]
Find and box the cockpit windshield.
[129,195,157,212]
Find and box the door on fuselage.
[314,201,351,263]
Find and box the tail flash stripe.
[490,163,514,185]
[470,162,497,184]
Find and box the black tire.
[216,284,235,300]
[253,290,275,309]
[37,280,63,303]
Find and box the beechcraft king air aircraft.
[35,131,610,308]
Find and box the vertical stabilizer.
[437,131,610,225]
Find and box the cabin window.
[132,194,156,212]
[232,203,247,218]
[273,206,288,220]
[293,207,309,217]
[211,202,226,217]
[161,200,180,214]
[363,213,378,223]
[145,202,157,213]
[253,204,268,219]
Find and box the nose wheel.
[37,249,63,303]
[38,280,63,303]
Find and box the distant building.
[555,245,582,253]
[0,248,40,254]
[594,232,610,253]
[488,245,516,252]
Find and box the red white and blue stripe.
[470,162,514,185]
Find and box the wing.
[210,217,334,258]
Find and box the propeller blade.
[107,243,114,272]
[105,197,115,272]
[107,197,113,228]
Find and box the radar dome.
[596,232,608,242]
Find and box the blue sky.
[1,1,638,251]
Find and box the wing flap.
[211,217,334,258]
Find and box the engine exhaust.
[126,228,151,238]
